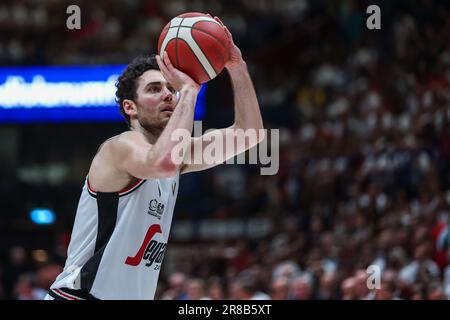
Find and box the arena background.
[1,0,450,300]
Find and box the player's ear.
[123,99,138,117]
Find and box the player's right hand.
[156,51,201,92]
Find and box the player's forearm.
[228,62,263,130]
[147,86,198,171]
[227,61,264,140]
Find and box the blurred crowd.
[1,0,450,300]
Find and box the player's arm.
[113,53,200,179]
[181,23,264,174]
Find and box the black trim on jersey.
[86,179,147,198]
[87,188,97,198]
[62,287,99,300]
[80,192,118,293]
[48,288,100,300]
[48,289,66,300]
[119,180,146,197]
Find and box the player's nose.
[162,87,173,102]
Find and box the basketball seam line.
[176,37,211,81]
[174,18,184,68]
[167,25,227,51]
[187,27,219,76]
[193,28,227,70]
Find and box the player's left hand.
[213,16,243,69]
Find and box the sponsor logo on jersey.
[148,199,165,220]
[125,224,167,269]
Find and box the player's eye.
[167,86,176,94]
[148,85,161,93]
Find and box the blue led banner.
[0,65,205,123]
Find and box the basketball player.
[45,21,264,300]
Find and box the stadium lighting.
[29,208,56,225]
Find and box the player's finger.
[214,17,232,40]
[223,27,233,42]
[213,16,225,27]
[156,54,163,69]
[222,25,231,36]
[162,51,175,73]
[156,54,166,71]
[156,54,170,78]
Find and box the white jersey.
[49,173,179,300]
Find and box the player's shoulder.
[113,130,144,140]
[114,130,149,147]
[93,132,137,156]
[101,131,142,146]
[91,131,147,171]
[106,131,151,154]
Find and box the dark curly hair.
[115,54,159,126]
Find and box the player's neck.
[130,124,161,145]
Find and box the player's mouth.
[160,105,174,114]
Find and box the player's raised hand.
[156,52,200,92]
[213,16,243,69]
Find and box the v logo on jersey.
[125,224,162,266]
[172,181,176,196]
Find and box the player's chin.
[159,115,171,126]
[160,111,173,122]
